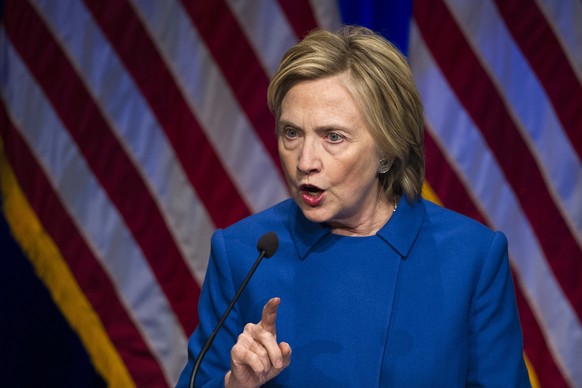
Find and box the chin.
[298,204,331,224]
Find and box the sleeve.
[466,231,531,387]
[176,229,241,388]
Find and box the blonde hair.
[268,26,425,202]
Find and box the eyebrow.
[278,119,352,134]
[278,120,297,128]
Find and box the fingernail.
[275,359,283,368]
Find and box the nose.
[297,137,321,175]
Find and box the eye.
[326,132,343,143]
[283,127,299,139]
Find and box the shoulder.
[422,199,490,232]
[421,200,511,295]
[223,198,295,237]
[421,199,505,250]
[411,199,509,284]
[210,199,295,257]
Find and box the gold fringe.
[421,181,443,206]
[0,142,135,388]
[525,353,541,388]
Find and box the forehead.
[280,74,364,123]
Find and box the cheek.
[331,154,374,180]
[329,159,378,194]
[278,142,294,175]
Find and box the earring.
[378,159,393,174]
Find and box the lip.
[299,184,325,207]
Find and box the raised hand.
[225,298,292,388]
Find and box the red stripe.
[424,125,565,388]
[495,0,582,162]
[83,0,251,229]
[5,0,199,333]
[0,107,167,387]
[179,0,283,178]
[277,0,320,38]
[414,0,582,321]
[513,274,570,387]
[424,129,486,225]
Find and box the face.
[278,74,391,235]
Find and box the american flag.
[0,1,580,387]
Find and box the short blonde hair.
[268,26,424,203]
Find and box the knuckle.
[231,341,245,356]
[255,345,268,358]
[257,330,272,342]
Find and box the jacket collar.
[288,202,331,259]
[288,197,426,260]
[376,197,425,258]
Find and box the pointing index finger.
[260,297,281,336]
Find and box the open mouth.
[299,184,325,206]
[300,184,323,196]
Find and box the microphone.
[188,231,279,388]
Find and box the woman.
[177,26,530,387]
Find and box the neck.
[328,200,397,237]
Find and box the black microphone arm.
[188,231,279,388]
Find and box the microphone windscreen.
[256,231,279,258]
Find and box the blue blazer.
[177,198,531,387]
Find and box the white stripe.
[310,0,342,30]
[536,0,582,83]
[0,27,186,387]
[409,22,582,386]
[130,0,289,214]
[226,0,297,77]
[31,0,213,287]
[444,0,582,249]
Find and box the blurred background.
[1,0,581,387]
